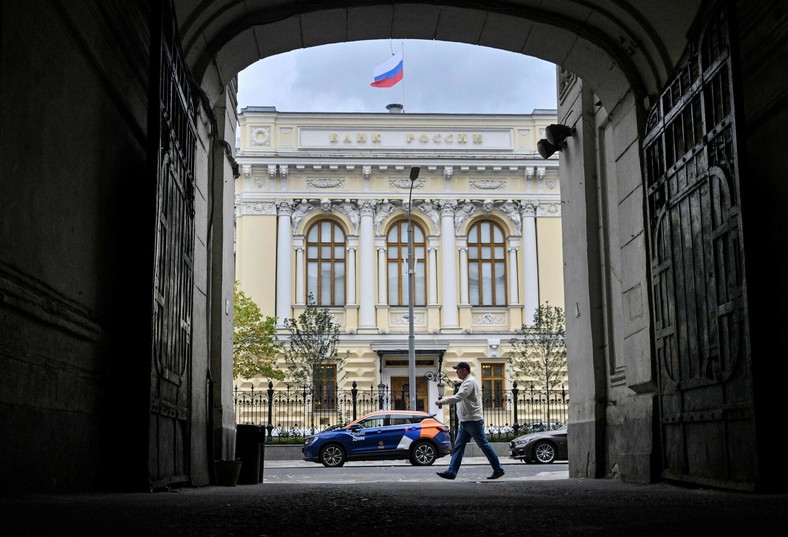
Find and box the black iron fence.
[235,380,568,443]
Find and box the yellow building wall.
[536,217,565,310]
[235,214,278,318]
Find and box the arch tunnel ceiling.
[178,1,702,112]
[179,0,701,110]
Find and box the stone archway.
[173,0,709,487]
[5,0,783,494]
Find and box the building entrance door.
[391,377,428,411]
[643,4,757,490]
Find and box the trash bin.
[236,424,265,484]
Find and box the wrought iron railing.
[234,381,568,443]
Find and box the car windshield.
[321,423,345,432]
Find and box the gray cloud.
[237,40,557,114]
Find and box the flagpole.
[401,41,406,112]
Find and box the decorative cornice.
[469,179,506,190]
[240,201,277,215]
[536,202,562,217]
[390,178,425,190]
[306,178,345,190]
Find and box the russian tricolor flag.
[371,53,403,88]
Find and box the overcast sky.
[237,39,557,115]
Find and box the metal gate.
[148,0,196,490]
[643,4,757,490]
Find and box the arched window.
[306,220,345,306]
[387,220,426,306]
[467,220,507,306]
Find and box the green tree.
[508,303,567,425]
[233,282,284,380]
[282,294,346,390]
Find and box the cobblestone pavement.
[2,472,786,537]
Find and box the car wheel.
[533,441,556,464]
[319,444,346,467]
[410,441,437,466]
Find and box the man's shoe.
[487,469,505,480]
[436,471,455,480]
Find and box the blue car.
[303,410,452,467]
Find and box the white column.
[295,246,305,305]
[428,246,438,305]
[508,245,520,304]
[276,200,293,327]
[377,246,388,304]
[358,200,376,329]
[459,246,469,305]
[347,247,357,305]
[439,201,459,328]
[522,202,539,325]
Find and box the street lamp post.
[407,166,420,411]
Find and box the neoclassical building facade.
[234,106,563,417]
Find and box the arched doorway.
[2,0,784,494]
[170,0,762,490]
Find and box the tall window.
[313,364,337,410]
[482,363,506,409]
[387,221,426,306]
[306,220,345,306]
[467,220,507,306]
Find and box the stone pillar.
[276,200,293,326]
[522,202,539,325]
[377,246,387,304]
[295,245,305,305]
[428,246,439,305]
[358,200,377,331]
[439,201,459,330]
[459,246,469,305]
[347,246,357,305]
[508,244,520,305]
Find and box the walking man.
[435,361,505,480]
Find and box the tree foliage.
[233,282,284,380]
[282,295,346,388]
[508,303,567,391]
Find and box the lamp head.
[409,166,420,181]
[545,124,575,146]
[537,139,561,159]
